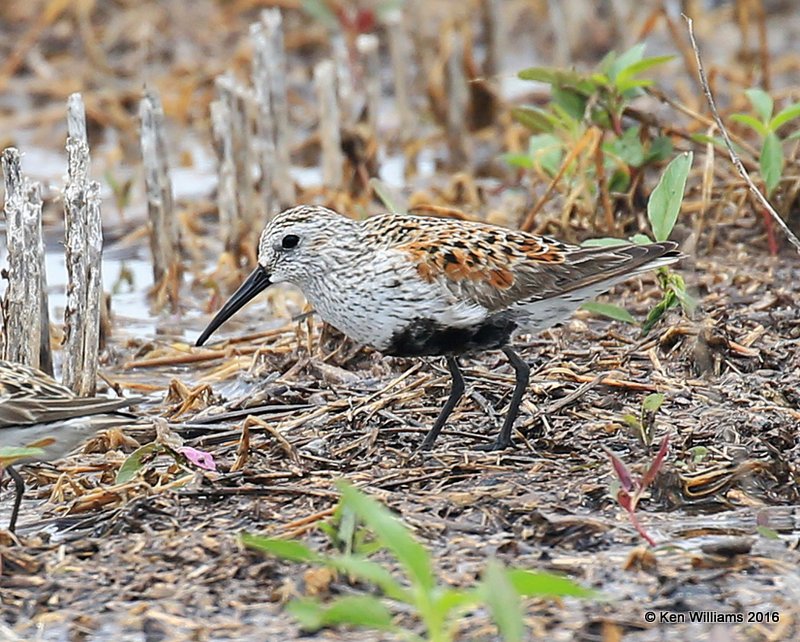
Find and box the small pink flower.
[178,446,217,472]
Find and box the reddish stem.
[761,209,779,256]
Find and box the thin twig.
[683,14,800,254]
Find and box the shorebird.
[0,360,137,532]
[196,206,681,450]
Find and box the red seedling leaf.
[617,489,633,512]
[640,434,670,491]
[605,447,635,492]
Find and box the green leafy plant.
[581,151,695,333]
[730,88,800,197]
[620,392,665,446]
[605,434,670,547]
[507,44,674,197]
[243,482,595,641]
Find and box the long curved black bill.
[196,266,271,346]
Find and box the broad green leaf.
[483,562,524,642]
[641,290,678,336]
[689,446,708,463]
[503,153,534,169]
[581,301,637,325]
[369,178,407,214]
[326,555,410,602]
[116,442,162,484]
[629,233,653,245]
[614,55,675,87]
[770,103,800,131]
[552,87,587,121]
[608,168,631,193]
[607,43,646,80]
[517,67,560,84]
[745,88,773,123]
[287,595,395,632]
[756,525,781,540]
[606,126,645,167]
[643,136,673,164]
[507,569,596,598]
[730,113,768,137]
[338,482,435,592]
[581,237,628,247]
[528,133,563,176]
[760,132,783,196]
[434,588,482,616]
[642,393,664,413]
[511,106,555,133]
[0,446,45,465]
[647,152,693,241]
[241,533,320,563]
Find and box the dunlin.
[196,206,681,450]
[0,360,137,531]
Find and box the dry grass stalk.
[0,147,50,373]
[140,89,182,309]
[62,93,103,396]
[314,59,344,189]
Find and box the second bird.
[196,206,681,450]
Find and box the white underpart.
[300,248,489,351]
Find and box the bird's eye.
[281,234,300,250]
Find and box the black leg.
[481,347,530,451]
[420,356,465,450]
[7,465,25,533]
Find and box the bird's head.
[195,205,356,346]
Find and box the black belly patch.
[384,315,517,357]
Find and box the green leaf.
[641,290,678,336]
[483,562,524,642]
[552,87,587,121]
[241,533,321,563]
[581,301,637,325]
[760,132,784,196]
[326,555,410,602]
[517,67,560,84]
[337,482,435,593]
[770,103,800,131]
[689,446,708,463]
[644,136,673,164]
[369,178,407,214]
[287,595,395,632]
[607,43,646,80]
[756,525,781,540]
[730,113,768,137]
[0,446,46,464]
[507,569,596,598]
[511,106,555,133]
[434,588,482,616]
[606,126,645,167]
[745,88,773,123]
[503,153,534,170]
[607,168,630,193]
[528,133,563,176]
[116,442,162,484]
[629,233,653,245]
[642,393,664,413]
[647,151,693,241]
[614,55,675,89]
